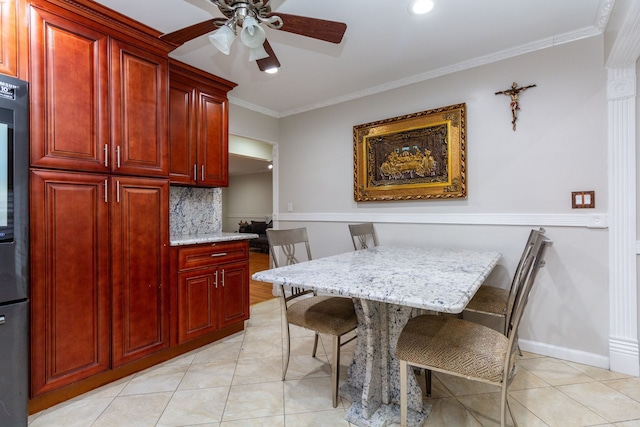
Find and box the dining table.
[252,245,501,427]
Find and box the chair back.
[503,236,552,381]
[267,228,312,268]
[349,223,379,250]
[266,227,315,303]
[504,228,546,328]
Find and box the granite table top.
[252,246,501,313]
[170,232,258,246]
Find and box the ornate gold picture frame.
[353,103,466,201]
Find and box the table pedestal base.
[341,384,430,427]
[340,299,429,427]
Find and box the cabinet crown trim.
[170,59,237,93]
[31,0,179,53]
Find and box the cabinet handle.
[193,164,197,181]
[214,270,218,289]
[201,165,205,181]
[116,146,121,168]
[104,180,108,203]
[116,180,120,203]
[210,253,227,258]
[221,269,225,287]
[104,144,108,167]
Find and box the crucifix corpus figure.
[495,82,536,131]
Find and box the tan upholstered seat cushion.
[287,296,357,336]
[465,285,508,316]
[396,314,513,383]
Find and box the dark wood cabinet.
[0,0,25,77]
[110,39,168,177]
[218,260,250,328]
[169,80,197,184]
[30,170,111,397]
[26,0,238,412]
[174,241,250,344]
[30,170,170,393]
[198,92,228,185]
[169,60,236,187]
[0,0,17,76]
[29,6,110,173]
[177,268,218,341]
[29,5,169,177]
[111,177,170,367]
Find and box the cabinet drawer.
[177,241,248,271]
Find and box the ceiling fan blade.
[270,13,346,44]
[256,40,281,71]
[160,19,222,45]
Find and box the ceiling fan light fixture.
[248,45,269,61]
[264,66,278,74]
[161,1,348,70]
[409,0,434,15]
[240,16,267,48]
[209,23,236,55]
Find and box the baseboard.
[609,337,640,376]
[518,338,609,369]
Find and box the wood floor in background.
[249,251,276,306]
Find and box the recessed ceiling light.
[409,0,434,15]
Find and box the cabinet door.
[29,6,109,173]
[219,261,250,329]
[30,170,110,397]
[168,80,197,184]
[110,39,168,177]
[0,0,18,77]
[111,176,169,367]
[197,92,228,187]
[177,268,219,344]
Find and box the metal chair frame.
[398,237,552,427]
[348,222,379,250]
[465,227,546,335]
[267,227,357,407]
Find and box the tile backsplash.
[169,186,222,236]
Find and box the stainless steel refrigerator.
[0,74,29,427]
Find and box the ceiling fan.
[160,0,347,72]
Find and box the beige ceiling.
[94,0,609,118]
[228,155,271,176]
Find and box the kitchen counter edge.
[170,232,259,246]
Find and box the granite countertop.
[170,232,259,246]
[253,246,501,313]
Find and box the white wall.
[229,135,273,160]
[229,103,279,144]
[222,171,273,232]
[268,36,610,366]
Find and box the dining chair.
[348,222,379,250]
[464,227,546,335]
[266,227,358,407]
[396,236,552,427]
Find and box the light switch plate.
[572,191,595,208]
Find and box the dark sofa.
[239,220,272,253]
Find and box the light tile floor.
[28,298,640,427]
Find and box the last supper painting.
[354,103,466,201]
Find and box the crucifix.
[495,82,536,131]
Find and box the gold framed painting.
[353,103,466,202]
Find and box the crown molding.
[276,26,603,118]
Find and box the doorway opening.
[222,135,276,305]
